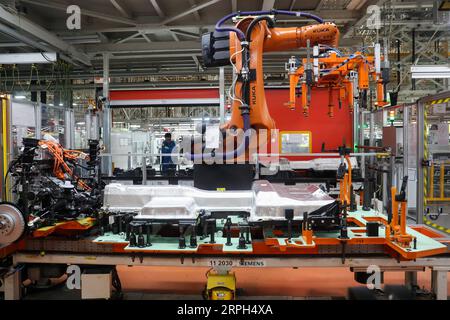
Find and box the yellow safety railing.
[427,161,450,202]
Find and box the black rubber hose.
[245,15,275,42]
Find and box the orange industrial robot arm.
[226,19,339,131]
[203,11,338,130]
[197,10,338,161]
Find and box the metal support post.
[416,101,425,224]
[431,268,448,300]
[34,103,41,140]
[403,106,409,177]
[85,111,99,142]
[219,67,225,125]
[142,156,147,185]
[369,112,375,165]
[54,91,61,107]
[353,100,359,152]
[411,28,416,91]
[382,162,388,213]
[64,108,74,149]
[404,271,417,289]
[102,53,112,176]
[91,113,99,140]
[360,111,366,178]
[403,105,409,204]
[4,269,21,300]
[85,113,91,141]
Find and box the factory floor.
[18,266,449,300]
[116,266,450,299]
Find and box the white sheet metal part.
[251,181,334,221]
[102,181,334,221]
[289,157,358,171]
[103,184,252,219]
[261,157,358,171]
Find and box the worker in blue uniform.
[161,132,176,175]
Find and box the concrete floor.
[13,266,449,299]
[116,266,450,298]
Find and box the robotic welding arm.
[203,11,339,130]
[197,10,339,161]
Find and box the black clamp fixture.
[178,224,186,249]
[225,217,233,246]
[137,224,145,248]
[237,227,247,250]
[190,224,197,248]
[285,209,294,241]
[146,223,152,247]
[207,219,216,244]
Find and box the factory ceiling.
[0,0,446,92]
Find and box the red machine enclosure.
[110,88,353,160]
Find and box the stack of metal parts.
[102,180,336,222]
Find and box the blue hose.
[215,10,324,41]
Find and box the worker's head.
[164,132,172,142]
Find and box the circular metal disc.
[0,203,25,245]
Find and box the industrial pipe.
[215,10,324,41]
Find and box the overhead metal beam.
[110,0,132,19]
[346,0,368,10]
[54,10,359,35]
[139,31,152,43]
[161,0,222,25]
[192,55,202,70]
[262,0,276,11]
[87,52,314,60]
[0,6,91,66]
[116,32,141,44]
[170,32,180,41]
[231,0,237,12]
[0,42,28,48]
[170,29,200,39]
[82,36,359,55]
[411,65,450,79]
[316,0,327,10]
[188,0,201,21]
[97,32,109,43]
[390,1,434,9]
[149,0,165,18]
[82,41,201,54]
[289,0,297,10]
[0,52,57,64]
[61,35,101,45]
[21,0,136,26]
